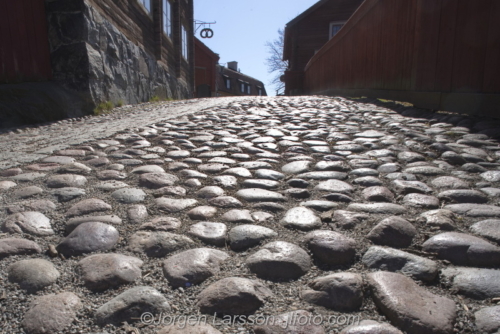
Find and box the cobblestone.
[1,96,500,333]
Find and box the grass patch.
[149,95,161,102]
[93,101,114,115]
[149,96,176,103]
[116,99,124,108]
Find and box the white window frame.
[163,0,172,38]
[138,0,152,14]
[181,25,189,60]
[329,21,346,39]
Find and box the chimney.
[227,61,238,71]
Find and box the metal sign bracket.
[194,20,216,38]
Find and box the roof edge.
[217,65,266,86]
[285,0,330,28]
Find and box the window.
[246,84,251,94]
[163,0,172,38]
[239,81,245,93]
[139,0,151,13]
[181,25,188,60]
[257,87,263,96]
[223,76,231,89]
[329,21,345,39]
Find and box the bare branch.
[264,29,288,95]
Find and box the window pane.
[182,26,188,59]
[331,24,342,37]
[163,0,172,37]
[141,0,151,12]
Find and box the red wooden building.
[194,37,219,97]
[285,0,500,117]
[0,1,52,83]
[283,0,364,95]
[194,37,267,97]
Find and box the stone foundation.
[45,0,191,113]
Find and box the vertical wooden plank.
[452,0,491,92]
[385,0,402,90]
[394,0,412,90]
[384,0,393,89]
[359,24,367,89]
[340,38,345,89]
[1,2,17,82]
[483,0,500,92]
[356,24,367,89]
[21,0,39,79]
[0,1,10,81]
[10,0,33,82]
[409,0,422,91]
[365,3,377,89]
[375,1,386,89]
[358,24,366,89]
[414,0,442,91]
[402,0,417,91]
[434,0,458,92]
[390,0,402,89]
[398,0,409,90]
[373,1,387,89]
[361,9,371,89]
[380,0,391,90]
[33,0,53,80]
[345,34,351,88]
[371,1,383,89]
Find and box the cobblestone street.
[1,95,500,334]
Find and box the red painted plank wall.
[304,0,500,97]
[0,0,52,83]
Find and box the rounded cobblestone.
[2,96,500,333]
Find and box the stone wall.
[45,0,192,113]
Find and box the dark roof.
[217,65,265,85]
[216,65,267,96]
[285,0,330,28]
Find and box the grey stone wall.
[45,0,192,113]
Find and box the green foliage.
[149,95,175,103]
[149,95,161,102]
[93,101,114,115]
[116,100,124,107]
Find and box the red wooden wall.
[0,0,52,83]
[194,38,219,97]
[304,0,500,116]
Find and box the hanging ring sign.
[200,28,214,39]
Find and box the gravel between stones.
[1,96,500,333]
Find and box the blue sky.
[194,0,320,96]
